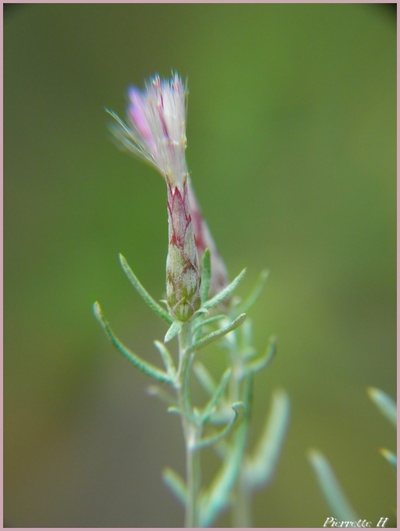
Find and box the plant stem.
[178,322,202,527]
[230,409,252,527]
[185,429,201,527]
[228,332,252,527]
[233,449,252,527]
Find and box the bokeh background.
[4,4,396,528]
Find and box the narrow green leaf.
[194,402,244,450]
[201,248,211,304]
[239,319,254,355]
[93,302,172,384]
[192,314,226,335]
[233,269,269,316]
[119,253,173,325]
[201,368,232,423]
[308,449,359,521]
[203,268,247,310]
[245,389,290,488]
[147,385,176,407]
[193,361,217,396]
[367,387,397,427]
[187,313,246,355]
[163,468,187,505]
[167,406,181,415]
[244,336,277,376]
[164,320,182,343]
[167,404,198,426]
[154,340,176,378]
[200,420,247,527]
[379,448,397,469]
[241,373,253,419]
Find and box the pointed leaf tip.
[93,303,172,384]
[93,300,100,315]
[308,448,359,522]
[119,253,173,324]
[93,301,105,324]
[163,468,187,505]
[367,387,397,427]
[164,320,182,343]
[379,448,397,469]
[203,267,247,310]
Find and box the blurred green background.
[4,4,396,528]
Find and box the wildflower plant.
[94,72,290,527]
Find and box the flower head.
[108,73,189,189]
[107,72,229,317]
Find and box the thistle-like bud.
[108,73,201,321]
[166,182,201,321]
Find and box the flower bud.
[166,182,201,321]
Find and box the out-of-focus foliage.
[4,4,395,527]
